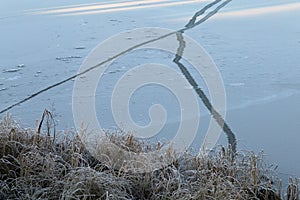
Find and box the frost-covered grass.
[0,114,299,200]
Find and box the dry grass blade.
[37,109,56,144]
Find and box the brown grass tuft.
[0,114,299,199]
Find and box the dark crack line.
[181,0,232,32]
[185,0,222,28]
[173,32,237,154]
[0,0,235,150]
[0,32,174,114]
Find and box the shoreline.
[1,115,297,199]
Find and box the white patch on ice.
[6,76,21,81]
[0,88,8,92]
[3,68,22,73]
[229,82,245,87]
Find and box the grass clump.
[0,113,299,199]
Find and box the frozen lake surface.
[1,0,300,181]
